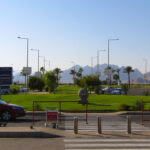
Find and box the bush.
[119,104,130,111]
[10,85,20,94]
[80,75,101,93]
[94,86,100,94]
[28,76,45,91]
[134,100,142,111]
[143,91,150,96]
[129,106,137,111]
[43,71,57,93]
[121,84,129,95]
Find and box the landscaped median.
[1,94,150,111]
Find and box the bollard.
[127,116,131,134]
[97,116,102,134]
[74,117,78,134]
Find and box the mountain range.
[13,64,147,84]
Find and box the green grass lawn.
[55,84,80,94]
[1,94,150,111]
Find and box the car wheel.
[1,111,12,121]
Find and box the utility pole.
[30,48,40,77]
[143,59,148,85]
[107,39,119,86]
[18,36,29,87]
[91,56,97,75]
[97,49,106,77]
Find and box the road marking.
[64,139,150,142]
[65,143,150,148]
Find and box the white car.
[20,86,29,92]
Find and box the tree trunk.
[128,73,130,87]
[118,72,120,80]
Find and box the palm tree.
[54,68,63,85]
[116,68,120,80]
[124,66,134,87]
[113,74,119,84]
[104,66,115,85]
[76,68,83,79]
[70,69,76,85]
[20,69,26,85]
[40,67,45,75]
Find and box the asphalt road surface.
[1,112,150,132]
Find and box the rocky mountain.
[60,64,144,83]
[13,64,146,84]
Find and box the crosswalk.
[64,138,150,149]
[62,120,150,131]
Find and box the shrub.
[10,86,19,94]
[28,76,45,91]
[121,84,129,95]
[43,71,57,93]
[143,91,150,96]
[94,86,100,94]
[134,100,142,111]
[119,104,130,111]
[80,75,101,93]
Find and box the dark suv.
[0,100,26,121]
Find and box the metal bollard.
[97,116,102,134]
[127,116,131,134]
[74,117,78,134]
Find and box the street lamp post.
[40,56,45,68]
[107,38,119,86]
[45,59,49,71]
[30,48,40,76]
[17,36,29,87]
[40,56,46,73]
[91,56,97,75]
[97,49,106,76]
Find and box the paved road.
[1,112,150,132]
[0,138,64,150]
[2,137,150,150]
[59,114,150,131]
[64,138,150,150]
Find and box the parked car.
[102,87,114,94]
[20,86,29,92]
[0,89,10,95]
[0,100,26,121]
[111,88,124,95]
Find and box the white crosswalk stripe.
[64,138,150,149]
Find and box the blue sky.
[0,0,150,73]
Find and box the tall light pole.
[91,56,97,75]
[18,36,29,87]
[97,49,106,76]
[45,59,49,71]
[30,48,40,75]
[107,38,119,86]
[40,56,45,69]
[143,59,148,85]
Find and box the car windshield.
[0,100,7,104]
